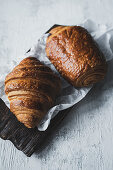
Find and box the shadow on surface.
[35,59,113,158]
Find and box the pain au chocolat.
[5,57,61,128]
[46,25,107,87]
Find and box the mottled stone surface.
[0,0,113,170]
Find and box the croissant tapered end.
[46,26,107,87]
[5,57,61,128]
[16,112,41,128]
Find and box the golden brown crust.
[46,26,107,87]
[5,57,61,128]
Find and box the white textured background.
[0,0,113,170]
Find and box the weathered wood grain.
[0,98,71,157]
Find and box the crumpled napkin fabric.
[0,19,113,131]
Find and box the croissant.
[5,57,61,128]
[46,25,107,87]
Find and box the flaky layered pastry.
[46,25,107,87]
[5,57,61,128]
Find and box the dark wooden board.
[0,99,72,157]
[0,25,72,156]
